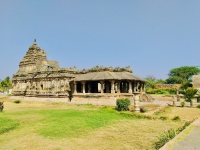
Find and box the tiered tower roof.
[19,39,47,68]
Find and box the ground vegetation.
[0,100,191,150]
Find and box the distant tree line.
[145,66,200,94]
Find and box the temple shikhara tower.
[11,40,152,105]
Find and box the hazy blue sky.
[0,0,200,80]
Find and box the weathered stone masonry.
[11,40,150,104]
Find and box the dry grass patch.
[0,118,183,150]
[71,119,183,150]
[0,101,192,150]
[141,104,160,111]
[153,107,200,121]
[2,101,99,113]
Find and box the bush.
[180,101,185,107]
[154,121,190,149]
[159,116,169,121]
[140,107,147,113]
[116,98,130,111]
[176,121,191,133]
[172,116,181,121]
[121,112,155,120]
[13,100,21,104]
[154,128,177,149]
[197,104,200,108]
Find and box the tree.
[181,87,198,107]
[0,76,12,92]
[145,75,166,90]
[166,66,200,88]
[156,79,165,84]
[145,75,157,90]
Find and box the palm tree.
[181,87,198,107]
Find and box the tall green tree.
[166,66,200,86]
[0,76,12,92]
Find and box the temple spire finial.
[33,39,37,45]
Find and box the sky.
[0,0,200,80]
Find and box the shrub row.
[119,112,156,120]
[154,121,191,149]
[146,88,177,94]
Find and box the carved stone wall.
[192,75,200,89]
[156,84,181,89]
[12,39,144,101]
[12,40,73,98]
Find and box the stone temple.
[11,40,152,105]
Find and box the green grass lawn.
[0,117,19,134]
[36,108,134,138]
[0,101,198,150]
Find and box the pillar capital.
[100,80,104,84]
[109,80,115,83]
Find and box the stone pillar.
[100,81,104,93]
[133,82,137,92]
[82,82,85,94]
[117,82,121,93]
[128,81,132,94]
[140,82,143,92]
[134,95,140,112]
[110,80,115,94]
[143,83,145,92]
[74,82,77,93]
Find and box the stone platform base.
[9,96,70,103]
[10,93,135,106]
[71,97,118,106]
[71,93,134,106]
